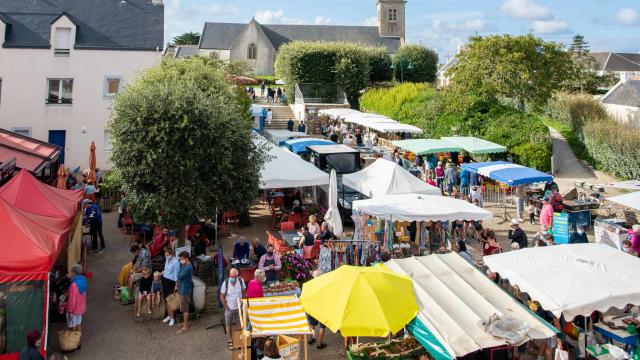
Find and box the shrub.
[275,41,392,104]
[393,45,439,83]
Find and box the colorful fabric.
[246,296,312,335]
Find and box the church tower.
[377,0,406,44]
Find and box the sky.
[165,0,640,62]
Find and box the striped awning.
[246,296,313,335]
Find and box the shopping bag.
[554,348,569,360]
[166,292,181,312]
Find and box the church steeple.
[376,0,406,44]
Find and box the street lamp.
[391,56,413,82]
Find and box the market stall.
[318,109,423,135]
[441,136,507,155]
[385,254,558,360]
[263,129,310,146]
[461,161,553,186]
[238,295,313,360]
[391,139,462,156]
[342,158,440,198]
[255,137,329,189]
[607,191,640,211]
[283,138,335,155]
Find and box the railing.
[294,83,349,105]
[45,98,73,105]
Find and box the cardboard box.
[278,334,300,360]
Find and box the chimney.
[151,0,163,5]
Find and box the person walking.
[85,199,105,253]
[260,81,265,97]
[266,108,273,126]
[444,163,457,196]
[508,219,527,249]
[161,247,180,327]
[286,118,294,132]
[247,269,266,298]
[176,251,193,334]
[221,268,246,350]
[435,161,445,190]
[515,184,526,222]
[66,264,87,332]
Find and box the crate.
[278,334,300,360]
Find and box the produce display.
[348,337,426,360]
[263,281,300,297]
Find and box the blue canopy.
[284,138,335,154]
[461,161,552,186]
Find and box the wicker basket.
[166,293,181,312]
[57,330,81,352]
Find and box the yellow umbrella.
[300,263,418,337]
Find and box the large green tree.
[172,31,200,45]
[109,57,268,229]
[447,34,572,110]
[567,34,614,94]
[392,45,438,83]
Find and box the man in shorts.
[220,268,246,350]
[307,315,327,350]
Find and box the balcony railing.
[45,98,73,105]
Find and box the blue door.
[48,130,66,164]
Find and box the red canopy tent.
[0,198,66,358]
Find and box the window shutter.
[55,28,71,49]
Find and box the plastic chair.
[302,245,314,259]
[287,213,302,228]
[280,221,295,232]
[223,210,239,230]
[271,207,284,228]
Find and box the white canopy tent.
[386,254,557,359]
[343,158,440,198]
[319,108,423,134]
[484,243,640,319]
[263,129,309,146]
[324,169,343,236]
[254,137,329,189]
[607,191,640,211]
[352,193,493,222]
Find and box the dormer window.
[388,9,397,22]
[54,27,71,55]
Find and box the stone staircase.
[260,104,296,130]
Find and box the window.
[104,76,122,97]
[11,127,32,137]
[54,27,71,55]
[388,9,397,21]
[46,79,73,104]
[104,130,112,152]
[247,43,257,60]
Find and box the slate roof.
[175,45,198,58]
[0,0,164,50]
[591,52,640,72]
[199,21,401,53]
[602,80,640,107]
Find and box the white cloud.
[254,9,305,24]
[165,0,238,43]
[314,16,331,25]
[446,19,489,32]
[531,19,570,34]
[617,8,638,26]
[501,0,553,20]
[362,16,378,26]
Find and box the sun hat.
[510,219,520,226]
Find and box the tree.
[447,34,572,110]
[173,32,200,45]
[392,45,439,83]
[109,57,268,230]
[567,34,610,94]
[366,48,393,83]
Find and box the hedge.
[544,93,640,179]
[274,41,392,105]
[392,45,439,83]
[360,84,552,171]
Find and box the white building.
[590,52,640,83]
[0,0,164,170]
[601,78,640,128]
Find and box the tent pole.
[304,334,308,360]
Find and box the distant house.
[0,0,164,170]
[437,55,458,89]
[590,52,640,83]
[601,78,640,127]
[164,44,199,59]
[195,0,406,75]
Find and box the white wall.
[0,47,159,170]
[604,103,640,128]
[199,49,231,61]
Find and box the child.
[528,200,536,224]
[152,271,162,309]
[137,267,152,317]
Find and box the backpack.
[222,277,246,297]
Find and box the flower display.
[280,253,315,284]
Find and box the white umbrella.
[324,169,343,236]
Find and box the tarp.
[343,158,441,198]
[461,161,553,186]
[246,296,313,335]
[264,129,309,146]
[0,197,65,279]
[352,193,493,222]
[484,243,640,319]
[442,137,507,154]
[284,138,335,154]
[392,139,462,155]
[319,108,423,134]
[255,137,329,189]
[386,255,557,359]
[607,191,640,211]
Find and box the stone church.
[196,0,406,75]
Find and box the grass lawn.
[540,116,600,170]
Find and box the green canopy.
[406,318,454,360]
[441,137,507,154]
[392,139,461,155]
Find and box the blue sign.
[553,212,570,244]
